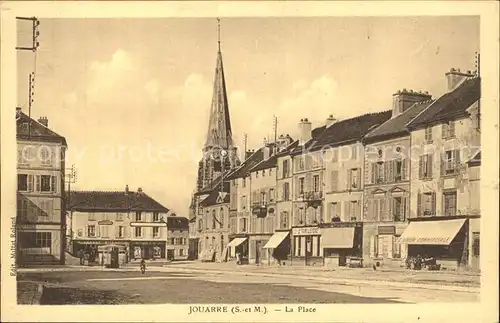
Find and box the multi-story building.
[68,186,174,261]
[166,216,189,260]
[188,195,199,260]
[362,89,433,268]
[198,187,230,262]
[402,69,481,270]
[318,111,392,267]
[16,109,67,265]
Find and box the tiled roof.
[225,148,265,180]
[199,190,229,207]
[310,110,393,148]
[166,216,189,229]
[407,77,480,129]
[290,125,327,156]
[68,190,169,212]
[363,103,432,143]
[249,140,299,173]
[16,111,67,146]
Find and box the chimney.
[38,116,48,127]
[445,68,474,91]
[325,114,337,127]
[125,185,129,195]
[392,89,432,118]
[298,118,312,145]
[137,187,143,193]
[245,149,254,159]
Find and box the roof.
[363,103,432,143]
[289,125,327,156]
[166,216,189,230]
[225,148,265,180]
[195,169,231,195]
[199,190,229,207]
[312,110,393,148]
[407,77,480,129]
[16,111,67,146]
[249,140,299,173]
[68,190,169,212]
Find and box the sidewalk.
[161,261,481,288]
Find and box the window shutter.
[85,225,88,237]
[417,193,422,217]
[387,160,393,183]
[369,235,376,258]
[331,171,338,191]
[305,173,312,192]
[387,197,393,221]
[17,149,23,164]
[383,162,389,183]
[402,159,407,180]
[355,201,361,221]
[442,123,447,138]
[431,192,436,215]
[428,154,433,177]
[454,149,461,168]
[380,199,385,221]
[402,196,407,221]
[449,121,455,137]
[347,169,352,189]
[35,175,41,192]
[356,169,361,189]
[327,203,333,222]
[344,201,350,221]
[115,226,120,238]
[419,156,424,179]
[371,163,376,184]
[28,174,34,192]
[95,225,101,237]
[373,199,379,221]
[51,176,57,193]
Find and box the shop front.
[291,226,322,266]
[398,218,468,270]
[320,222,363,268]
[248,234,272,265]
[226,234,249,263]
[72,239,129,264]
[130,241,166,260]
[263,230,291,265]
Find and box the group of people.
[405,254,437,270]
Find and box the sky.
[16,16,479,218]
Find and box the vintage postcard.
[1,1,499,322]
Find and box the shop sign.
[378,226,396,235]
[292,226,320,236]
[98,220,113,225]
[403,237,452,244]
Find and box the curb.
[162,265,480,293]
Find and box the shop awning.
[226,237,247,248]
[397,219,466,245]
[320,227,355,248]
[263,231,289,249]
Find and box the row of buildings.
[189,44,481,271]
[16,109,188,265]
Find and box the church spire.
[204,18,234,151]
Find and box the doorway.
[471,232,480,270]
[255,240,261,264]
[167,249,174,260]
[305,236,313,265]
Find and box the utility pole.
[16,17,40,138]
[243,133,248,161]
[475,52,481,131]
[273,115,278,143]
[65,164,78,252]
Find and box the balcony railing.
[303,191,323,201]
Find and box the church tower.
[196,19,240,191]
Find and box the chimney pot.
[137,187,143,193]
[125,185,129,194]
[37,116,48,127]
[304,118,309,122]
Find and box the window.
[281,211,288,228]
[351,146,358,161]
[443,150,460,175]
[101,225,109,238]
[313,175,320,192]
[212,210,216,229]
[392,197,406,221]
[350,201,359,221]
[118,226,124,238]
[116,213,123,221]
[241,218,247,232]
[263,170,266,176]
[394,161,402,181]
[135,211,142,222]
[219,208,224,228]
[443,191,457,216]
[19,232,52,248]
[135,227,142,237]
[198,219,203,231]
[170,238,175,245]
[418,192,436,216]
[298,177,305,195]
[442,121,456,139]
[153,227,160,238]
[330,171,338,192]
[425,126,433,143]
[472,232,480,256]
[153,212,159,222]
[176,238,183,244]
[88,225,96,237]
[18,174,28,191]
[349,169,359,189]
[242,178,246,188]
[419,154,433,179]
[269,188,275,202]
[256,171,259,178]
[39,175,52,192]
[283,160,290,178]
[179,249,184,256]
[283,183,290,201]
[241,196,247,210]
[40,147,52,166]
[372,162,384,184]
[17,199,28,220]
[393,235,402,258]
